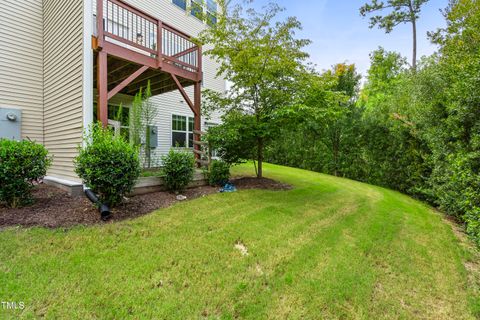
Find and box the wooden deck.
[92,0,203,163]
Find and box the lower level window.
[172,115,194,148]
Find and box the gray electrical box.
[148,125,158,148]
[0,108,22,140]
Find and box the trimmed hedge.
[0,139,52,207]
[74,124,141,207]
[208,160,230,186]
[161,149,195,193]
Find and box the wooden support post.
[97,51,108,126]
[97,0,104,48]
[197,45,203,82]
[157,21,163,68]
[194,82,202,165]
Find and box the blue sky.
[235,0,449,77]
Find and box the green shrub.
[208,160,230,186]
[74,123,141,207]
[161,149,195,193]
[0,139,52,207]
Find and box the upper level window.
[172,0,217,26]
[190,0,203,20]
[173,0,187,11]
[206,0,217,26]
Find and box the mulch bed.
[0,177,291,229]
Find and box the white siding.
[0,0,44,143]
[43,0,85,181]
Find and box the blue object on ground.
[220,183,237,193]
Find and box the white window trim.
[171,113,195,149]
[170,0,217,25]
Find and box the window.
[172,115,194,148]
[190,0,203,20]
[206,0,217,26]
[172,0,187,10]
[107,105,130,140]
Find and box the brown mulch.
[0,177,291,229]
[232,177,292,191]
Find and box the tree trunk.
[410,1,417,71]
[257,137,263,178]
[412,19,417,70]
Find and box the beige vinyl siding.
[0,0,44,143]
[43,0,85,182]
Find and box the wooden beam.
[108,60,133,77]
[97,0,104,48]
[92,36,99,50]
[103,42,158,69]
[171,46,198,59]
[97,51,108,126]
[193,130,206,135]
[193,82,202,166]
[161,62,200,82]
[157,21,163,68]
[171,74,196,115]
[125,70,166,91]
[107,65,149,100]
[128,77,172,95]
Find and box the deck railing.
[95,0,201,75]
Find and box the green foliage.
[208,160,230,186]
[130,81,158,169]
[74,123,141,207]
[267,63,364,178]
[206,111,258,166]
[199,1,311,177]
[360,47,408,107]
[161,149,195,193]
[269,0,480,245]
[0,139,52,208]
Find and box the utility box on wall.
[0,108,22,140]
[148,125,158,148]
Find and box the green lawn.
[1,164,479,319]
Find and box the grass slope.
[1,164,479,319]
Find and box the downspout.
[84,189,111,220]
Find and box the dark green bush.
[74,123,141,207]
[161,149,195,193]
[0,139,52,207]
[208,160,230,186]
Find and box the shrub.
[0,139,52,207]
[74,123,141,207]
[161,149,195,193]
[208,160,230,186]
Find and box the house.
[0,0,225,193]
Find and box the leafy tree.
[360,0,430,70]
[267,64,364,178]
[206,110,258,168]
[360,47,408,107]
[130,81,158,169]
[199,1,311,178]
